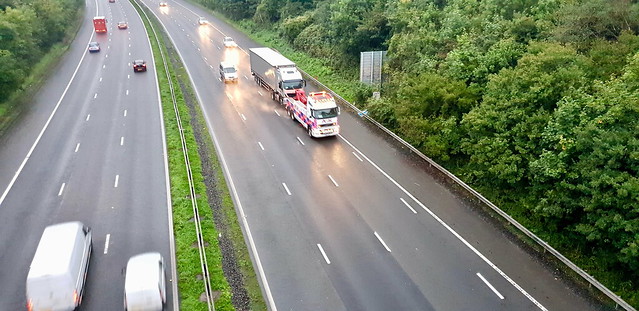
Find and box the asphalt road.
[0,0,177,310]
[140,1,607,310]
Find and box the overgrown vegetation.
[0,0,84,133]
[194,0,639,306]
[130,1,236,309]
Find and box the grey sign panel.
[360,51,386,85]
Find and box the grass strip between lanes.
[130,0,236,310]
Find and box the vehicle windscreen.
[223,67,236,73]
[311,108,339,119]
[282,80,303,90]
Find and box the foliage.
[552,0,639,51]
[0,0,82,103]
[460,42,591,188]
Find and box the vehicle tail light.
[73,290,79,303]
[26,300,33,311]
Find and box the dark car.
[88,42,100,53]
[133,60,147,72]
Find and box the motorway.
[138,1,608,310]
[0,0,176,310]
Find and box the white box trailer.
[249,47,305,103]
[26,221,92,311]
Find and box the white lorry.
[249,47,305,103]
[26,221,92,311]
[285,90,340,137]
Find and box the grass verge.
[129,1,236,310]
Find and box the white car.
[223,36,237,48]
[198,17,208,25]
[219,62,238,83]
[124,252,166,311]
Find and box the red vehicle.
[93,16,107,33]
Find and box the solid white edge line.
[142,4,276,309]
[352,152,363,162]
[131,3,179,307]
[338,134,547,311]
[477,272,505,300]
[282,183,291,196]
[114,175,119,188]
[258,142,264,151]
[400,197,417,214]
[0,12,97,207]
[104,234,111,254]
[317,244,331,265]
[58,183,65,196]
[296,136,305,146]
[328,175,339,187]
[374,231,391,252]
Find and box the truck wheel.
[307,125,313,137]
[288,108,295,121]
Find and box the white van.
[124,252,166,311]
[26,221,92,311]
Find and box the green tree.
[530,78,639,274]
[0,49,22,101]
[552,0,639,51]
[460,42,590,188]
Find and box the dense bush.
[0,0,83,102]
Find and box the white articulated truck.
[249,47,305,103]
[285,90,340,138]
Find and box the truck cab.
[286,90,340,138]
[277,67,305,98]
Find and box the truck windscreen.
[282,80,304,90]
[311,108,339,119]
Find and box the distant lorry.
[249,47,305,103]
[93,16,107,33]
[26,221,93,311]
[285,90,340,137]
